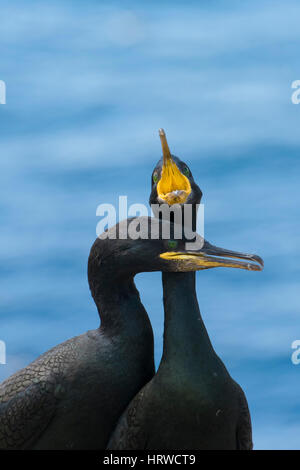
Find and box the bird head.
[88,217,263,295]
[149,129,202,209]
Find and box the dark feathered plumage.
[108,131,262,450]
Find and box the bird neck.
[93,276,152,339]
[159,271,217,373]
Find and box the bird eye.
[153,172,159,183]
[168,240,178,250]
[183,167,190,177]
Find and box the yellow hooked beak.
[157,129,191,205]
[160,244,264,272]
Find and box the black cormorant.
[0,217,218,449]
[108,130,263,450]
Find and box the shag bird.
[150,129,202,206]
[0,217,214,450]
[108,130,264,450]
